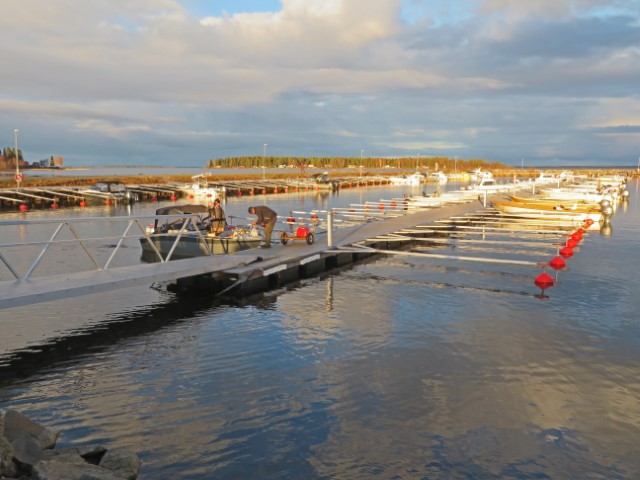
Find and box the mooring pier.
[0,198,492,309]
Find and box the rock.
[2,409,59,450]
[11,433,44,467]
[0,436,18,478]
[99,450,142,480]
[33,459,122,480]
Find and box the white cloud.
[0,0,638,166]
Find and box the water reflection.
[0,183,639,479]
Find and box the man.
[248,205,278,248]
[208,198,226,235]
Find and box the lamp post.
[262,143,267,180]
[14,129,21,188]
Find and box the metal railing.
[0,213,209,283]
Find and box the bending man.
[248,205,278,248]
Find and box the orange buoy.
[79,200,86,207]
[549,256,566,270]
[105,199,112,205]
[534,272,554,290]
[584,218,595,227]
[378,203,384,210]
[189,194,194,199]
[19,204,28,212]
[390,201,397,207]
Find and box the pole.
[454,155,457,172]
[14,129,21,188]
[327,209,333,247]
[263,144,267,180]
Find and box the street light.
[262,144,268,180]
[14,129,21,187]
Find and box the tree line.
[207,155,508,171]
[0,147,63,170]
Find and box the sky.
[1,0,639,168]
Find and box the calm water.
[1,181,639,479]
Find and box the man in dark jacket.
[248,205,278,248]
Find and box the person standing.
[208,198,226,235]
[248,205,278,248]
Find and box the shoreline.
[0,167,637,189]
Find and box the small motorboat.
[78,182,136,204]
[389,171,425,186]
[428,171,448,185]
[140,204,263,262]
[177,174,226,203]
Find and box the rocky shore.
[0,409,141,480]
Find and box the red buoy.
[19,204,28,212]
[105,199,112,205]
[51,203,59,209]
[79,200,86,207]
[287,216,295,224]
[584,218,595,227]
[262,189,266,194]
[391,201,397,207]
[151,196,158,203]
[559,246,574,258]
[378,203,384,210]
[535,272,555,290]
[549,256,566,270]
[570,231,583,242]
[566,238,578,248]
[170,195,176,201]
[189,194,194,199]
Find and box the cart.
[279,214,318,245]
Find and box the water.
[1,181,639,479]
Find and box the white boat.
[389,172,425,185]
[140,205,262,261]
[491,199,602,223]
[78,182,135,204]
[178,174,226,203]
[428,171,448,185]
[470,168,493,183]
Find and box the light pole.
[14,129,21,188]
[454,155,457,172]
[262,143,267,180]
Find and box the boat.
[311,171,340,191]
[389,172,425,186]
[177,174,226,203]
[78,182,136,204]
[140,204,263,261]
[491,199,602,222]
[428,171,448,185]
[470,168,493,183]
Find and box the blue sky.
[1,0,639,168]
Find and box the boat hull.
[140,233,262,262]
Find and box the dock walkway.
[0,198,490,309]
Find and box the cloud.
[0,0,639,166]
